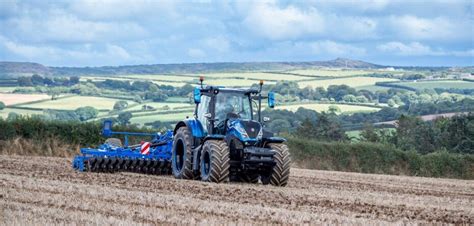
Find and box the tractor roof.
[199,86,259,95]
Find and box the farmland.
[276,103,381,114]
[1,155,472,224]
[130,112,192,124]
[16,96,129,111]
[0,93,51,106]
[392,80,474,90]
[285,69,375,77]
[298,77,399,88]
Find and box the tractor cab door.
[196,95,212,134]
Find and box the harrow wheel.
[200,140,230,183]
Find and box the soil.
[1,155,472,224]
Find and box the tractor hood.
[227,119,263,142]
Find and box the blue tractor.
[171,78,291,186]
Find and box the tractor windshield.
[215,92,252,122]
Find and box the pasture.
[394,80,474,90]
[19,96,131,110]
[298,77,399,89]
[277,103,380,114]
[130,111,192,124]
[126,102,193,111]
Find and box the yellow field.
[120,74,197,82]
[277,103,380,113]
[286,69,374,77]
[0,93,51,106]
[298,77,399,88]
[204,78,276,87]
[21,96,131,110]
[196,72,308,81]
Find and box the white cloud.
[388,15,470,41]
[202,36,231,53]
[309,41,366,56]
[377,42,474,57]
[243,1,325,40]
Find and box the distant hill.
[0,58,385,77]
[0,62,51,77]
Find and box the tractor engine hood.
[227,119,263,142]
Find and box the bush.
[287,137,473,179]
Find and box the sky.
[0,0,473,67]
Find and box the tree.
[269,119,291,135]
[113,100,128,111]
[360,123,379,142]
[117,112,132,125]
[69,76,80,85]
[0,101,5,110]
[7,112,19,121]
[342,94,357,102]
[18,76,33,86]
[31,74,44,85]
[75,106,99,121]
[327,105,341,114]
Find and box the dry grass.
[0,137,79,157]
[0,155,472,224]
[20,96,131,110]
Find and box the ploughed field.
[0,155,472,224]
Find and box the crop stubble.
[0,155,472,224]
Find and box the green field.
[395,80,474,90]
[130,112,192,124]
[277,103,380,114]
[19,96,132,110]
[298,77,399,89]
[0,108,43,118]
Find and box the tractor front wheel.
[172,127,194,179]
[200,140,230,183]
[267,143,291,186]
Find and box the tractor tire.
[267,143,291,187]
[200,140,230,183]
[105,138,122,147]
[172,127,194,179]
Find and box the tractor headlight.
[235,123,249,138]
[257,128,263,140]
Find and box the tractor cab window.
[215,92,251,122]
[197,95,211,133]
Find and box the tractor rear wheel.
[267,143,291,186]
[172,127,194,179]
[200,140,230,183]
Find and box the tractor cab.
[194,87,273,140]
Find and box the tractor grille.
[241,120,261,138]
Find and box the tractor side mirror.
[194,87,201,104]
[268,92,275,108]
[102,119,113,137]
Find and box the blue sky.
[0,0,472,67]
